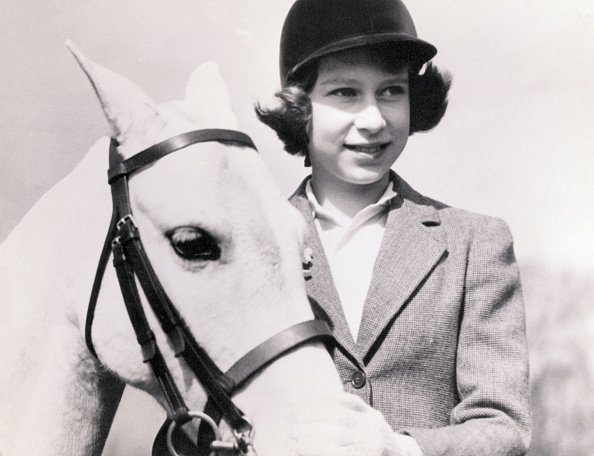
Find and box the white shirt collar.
[305,178,397,230]
[303,177,398,341]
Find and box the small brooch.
[302,247,313,279]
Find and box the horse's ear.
[183,61,238,129]
[66,40,164,145]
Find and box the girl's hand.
[290,393,423,456]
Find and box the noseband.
[85,129,334,455]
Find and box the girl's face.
[308,49,410,191]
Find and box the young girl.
[256,0,532,455]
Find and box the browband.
[108,129,257,183]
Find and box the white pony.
[0,43,342,455]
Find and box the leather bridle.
[85,129,334,455]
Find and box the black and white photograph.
[1,1,592,455]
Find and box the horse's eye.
[168,227,221,262]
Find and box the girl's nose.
[353,104,387,134]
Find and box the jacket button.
[351,371,366,389]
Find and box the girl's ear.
[304,115,312,167]
[305,116,313,141]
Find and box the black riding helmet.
[280,0,438,86]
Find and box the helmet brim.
[284,33,437,84]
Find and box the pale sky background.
[1,0,593,278]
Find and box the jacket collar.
[290,171,447,363]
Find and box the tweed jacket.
[289,172,531,456]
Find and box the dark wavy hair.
[255,46,452,162]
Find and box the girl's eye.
[168,227,221,262]
[329,87,357,97]
[380,85,407,97]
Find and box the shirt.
[305,179,397,341]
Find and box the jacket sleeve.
[403,217,532,456]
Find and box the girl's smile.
[344,142,391,154]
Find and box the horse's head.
[66,42,341,454]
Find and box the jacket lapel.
[356,176,447,358]
[290,182,360,357]
[289,174,447,362]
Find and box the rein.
[85,129,334,455]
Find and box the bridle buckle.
[116,214,137,230]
